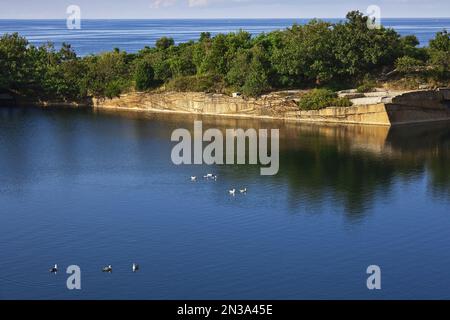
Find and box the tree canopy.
[0,11,448,100]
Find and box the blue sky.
[1,0,448,19]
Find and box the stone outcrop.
[92,88,450,126]
[93,91,301,118]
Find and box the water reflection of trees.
[387,122,450,200]
[101,110,450,216]
[280,122,450,217]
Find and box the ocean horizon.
[1,18,449,56]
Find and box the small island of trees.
[0,11,449,110]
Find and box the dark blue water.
[0,18,448,55]
[0,107,449,299]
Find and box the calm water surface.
[0,107,449,299]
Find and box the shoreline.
[90,88,450,126]
[7,88,450,127]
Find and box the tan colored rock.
[93,89,450,126]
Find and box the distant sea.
[0,18,449,56]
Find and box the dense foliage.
[0,11,448,102]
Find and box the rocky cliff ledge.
[93,88,450,126]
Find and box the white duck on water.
[132,263,139,273]
[240,188,247,194]
[229,189,236,196]
[204,173,218,180]
[102,265,112,273]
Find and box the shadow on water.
[1,106,449,220]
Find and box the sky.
[0,0,448,19]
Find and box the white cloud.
[188,0,209,7]
[150,0,177,9]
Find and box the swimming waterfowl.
[102,265,112,273]
[229,189,236,195]
[240,188,247,194]
[132,263,139,272]
[191,176,197,181]
[49,264,58,274]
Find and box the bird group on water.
[191,173,217,181]
[190,174,247,196]
[228,188,247,196]
[49,263,139,274]
[49,174,247,275]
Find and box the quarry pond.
[0,106,449,299]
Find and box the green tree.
[198,33,228,76]
[400,35,428,61]
[271,20,336,87]
[83,50,130,98]
[430,30,450,52]
[148,50,172,82]
[428,30,450,77]
[156,37,175,50]
[0,33,32,90]
[167,42,196,77]
[332,11,402,79]
[226,49,251,89]
[134,59,155,91]
[242,46,270,97]
[0,11,447,101]
[199,32,211,42]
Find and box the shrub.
[356,81,376,93]
[104,80,127,99]
[298,89,352,110]
[332,97,353,107]
[395,56,424,74]
[298,89,335,110]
